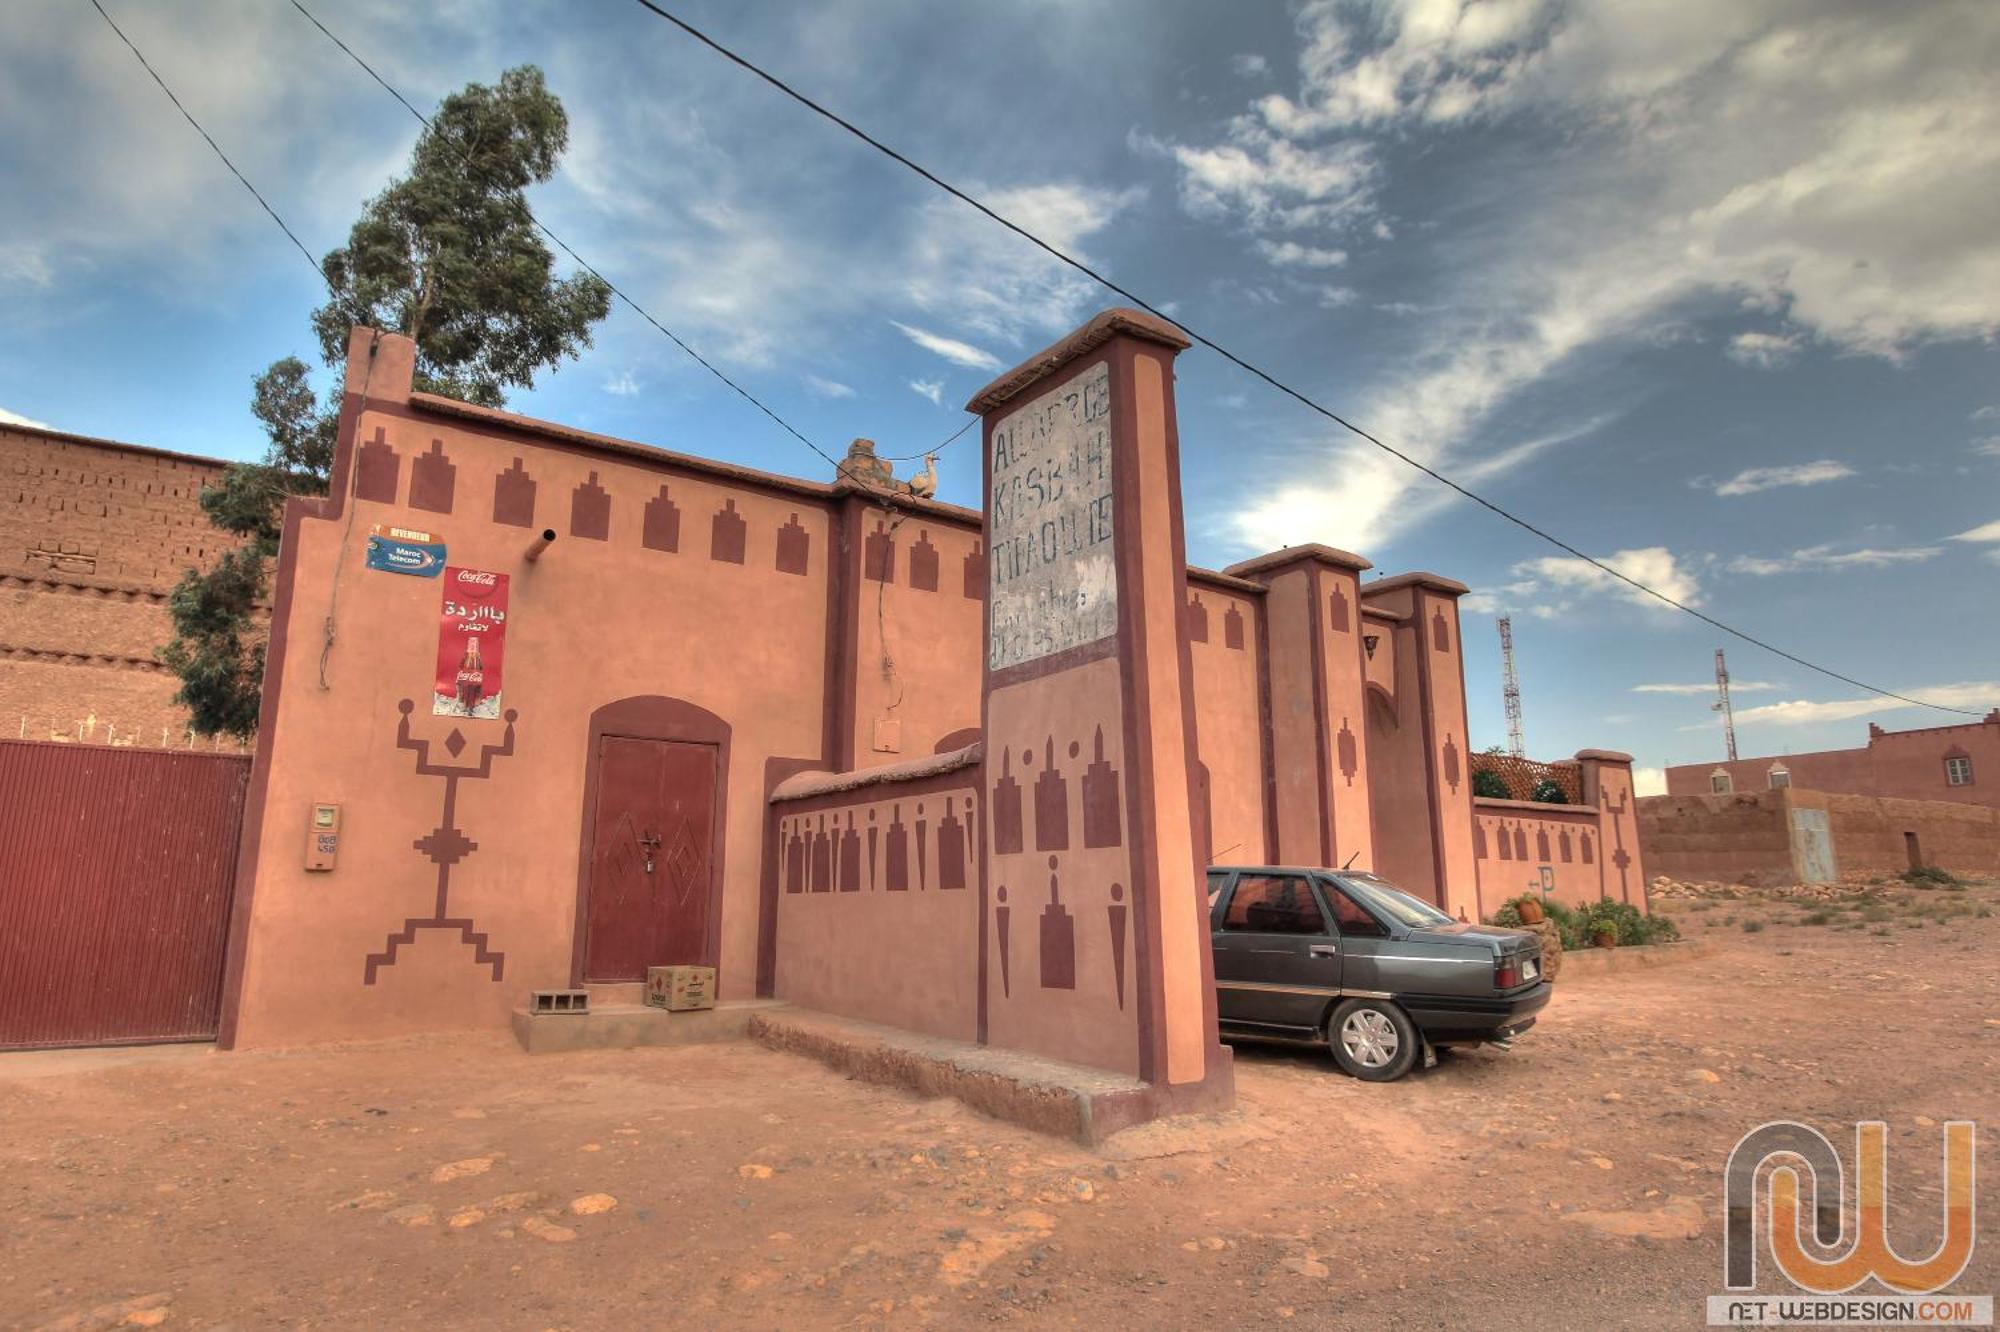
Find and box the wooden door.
[584,736,718,982]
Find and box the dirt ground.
[6,878,1998,1331]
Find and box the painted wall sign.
[987,359,1115,670]
[365,523,446,578]
[434,567,509,719]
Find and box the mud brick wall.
[1803,791,2000,879]
[1636,790,1796,885]
[0,425,241,745]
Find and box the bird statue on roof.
[906,452,938,499]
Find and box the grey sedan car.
[1207,866,1550,1081]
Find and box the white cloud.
[1632,765,1666,796]
[1730,682,2000,728]
[1951,519,2000,543]
[603,371,639,397]
[1190,1,2000,550]
[900,183,1143,347]
[1231,53,1269,78]
[1710,460,1855,497]
[1516,546,1702,609]
[1459,545,1702,621]
[1726,543,1940,575]
[804,375,856,400]
[1254,238,1348,268]
[1972,406,2000,422]
[1632,680,1780,695]
[1972,436,2000,458]
[1372,219,1394,241]
[889,321,1002,372]
[1138,125,1376,231]
[908,378,943,405]
[0,406,51,429]
[1726,330,1803,368]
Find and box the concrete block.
[510,998,787,1054]
[747,1008,1232,1146]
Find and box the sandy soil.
[5,878,1998,1330]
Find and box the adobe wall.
[1473,798,1603,907]
[1665,714,1999,812]
[1793,789,2000,880]
[224,332,839,1046]
[1359,574,1477,918]
[837,496,985,768]
[768,749,983,1040]
[1184,573,1266,866]
[0,425,242,747]
[1637,790,1798,885]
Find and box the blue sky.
[3,0,1997,788]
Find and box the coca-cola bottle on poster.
[455,636,485,713]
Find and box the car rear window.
[1221,874,1325,934]
[1338,875,1454,928]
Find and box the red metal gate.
[0,740,248,1050]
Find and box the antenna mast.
[1713,647,1738,761]
[1498,616,1525,758]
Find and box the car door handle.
[1309,944,1339,958]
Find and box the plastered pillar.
[1226,545,1375,871]
[968,308,1232,1104]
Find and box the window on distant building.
[1711,770,1733,794]
[1768,765,1791,790]
[1945,755,1973,787]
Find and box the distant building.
[0,422,243,747]
[1664,713,2000,811]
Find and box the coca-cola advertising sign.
[434,567,509,719]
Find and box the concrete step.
[511,999,787,1054]
[746,1008,1200,1145]
[585,982,645,1006]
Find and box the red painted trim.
[982,634,1121,692]
[1150,341,1223,1071]
[757,754,822,997]
[1411,597,1452,909]
[1105,341,1162,1084]
[1304,564,1335,867]
[1253,587,1280,865]
[569,695,732,987]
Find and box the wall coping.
[1573,748,1634,764]
[1472,796,1601,816]
[771,742,984,803]
[406,391,983,524]
[1186,564,1267,595]
[1362,570,1472,598]
[965,307,1191,413]
[1,420,233,471]
[1222,543,1373,579]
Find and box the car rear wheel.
[1328,999,1420,1082]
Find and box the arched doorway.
[571,696,731,985]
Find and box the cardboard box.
[645,965,715,1012]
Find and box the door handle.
[638,831,661,874]
[1308,944,1339,957]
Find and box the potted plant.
[1514,893,1546,925]
[1583,899,1621,948]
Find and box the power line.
[285,0,964,478]
[88,0,326,288]
[622,0,1983,720]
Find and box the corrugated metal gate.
[0,740,249,1050]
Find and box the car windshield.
[1336,874,1455,928]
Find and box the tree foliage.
[1471,767,1511,800]
[163,66,610,736]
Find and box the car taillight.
[1495,960,1521,989]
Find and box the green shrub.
[1901,865,1960,888]
[1529,778,1568,804]
[1471,768,1511,800]
[1801,910,1832,926]
[1742,919,1765,933]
